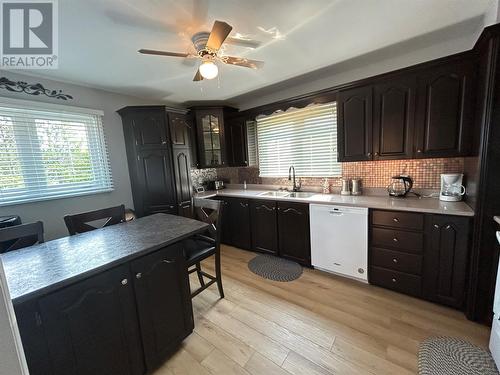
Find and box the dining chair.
[0,221,44,253]
[64,204,126,235]
[183,198,224,299]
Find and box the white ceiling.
[24,0,495,104]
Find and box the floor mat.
[248,254,303,282]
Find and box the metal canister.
[341,179,351,195]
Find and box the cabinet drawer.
[371,247,422,275]
[372,210,424,230]
[370,266,422,297]
[371,227,423,253]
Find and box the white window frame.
[0,97,112,206]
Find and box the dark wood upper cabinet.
[337,85,373,161]
[168,112,191,147]
[193,107,227,168]
[414,60,476,158]
[130,110,169,150]
[136,149,177,216]
[373,76,416,160]
[225,116,249,167]
[277,202,311,266]
[423,215,471,309]
[37,265,144,375]
[250,200,278,255]
[131,244,193,372]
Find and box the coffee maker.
[439,174,466,202]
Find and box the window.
[246,120,258,166]
[255,102,340,177]
[0,99,112,206]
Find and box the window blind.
[0,101,113,206]
[256,102,340,177]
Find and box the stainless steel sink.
[288,192,316,198]
[258,191,290,197]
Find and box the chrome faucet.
[288,166,301,192]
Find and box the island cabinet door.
[277,202,311,266]
[37,265,144,375]
[131,243,193,372]
[250,200,278,255]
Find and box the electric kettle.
[387,175,413,197]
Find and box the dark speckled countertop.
[1,214,208,305]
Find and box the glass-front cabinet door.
[195,108,225,168]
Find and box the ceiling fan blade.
[193,69,204,81]
[225,37,263,49]
[222,56,264,69]
[138,49,190,58]
[206,20,233,52]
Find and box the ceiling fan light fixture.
[199,58,218,80]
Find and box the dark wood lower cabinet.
[369,209,471,310]
[228,198,252,249]
[277,202,311,266]
[37,265,144,375]
[423,215,471,309]
[15,244,193,375]
[131,244,193,371]
[250,200,278,255]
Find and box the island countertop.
[1,214,208,305]
[196,189,474,217]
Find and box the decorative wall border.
[0,77,73,100]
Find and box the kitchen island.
[2,214,208,375]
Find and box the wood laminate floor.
[154,246,490,375]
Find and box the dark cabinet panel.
[169,113,191,147]
[370,266,422,297]
[37,265,144,375]
[229,198,251,249]
[277,202,311,266]
[131,244,193,371]
[137,149,177,216]
[172,148,193,217]
[250,200,278,255]
[373,76,416,159]
[338,85,373,161]
[129,110,169,150]
[414,60,475,157]
[218,197,252,249]
[226,117,248,167]
[423,215,470,308]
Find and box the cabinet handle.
[417,149,422,153]
[393,237,399,242]
[392,258,398,264]
[163,259,175,264]
[136,272,142,279]
[391,278,397,283]
[240,202,248,208]
[283,208,303,215]
[162,141,167,145]
[445,225,451,230]
[121,279,128,286]
[367,152,372,157]
[374,152,379,156]
[393,217,399,223]
[433,224,440,229]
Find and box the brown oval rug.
[418,337,498,375]
[248,254,303,282]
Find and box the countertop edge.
[10,224,208,306]
[196,190,474,217]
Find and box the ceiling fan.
[138,20,264,81]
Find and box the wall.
[0,71,167,239]
[213,158,465,191]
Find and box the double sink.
[258,191,316,199]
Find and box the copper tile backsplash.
[214,158,464,190]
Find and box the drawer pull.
[393,237,399,242]
[392,278,397,283]
[121,279,128,286]
[392,258,398,263]
[393,218,399,223]
[433,224,440,229]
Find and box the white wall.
[0,259,27,375]
[0,71,168,240]
[232,16,488,110]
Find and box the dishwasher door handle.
[328,211,344,216]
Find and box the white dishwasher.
[310,204,368,282]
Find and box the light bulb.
[199,60,218,80]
